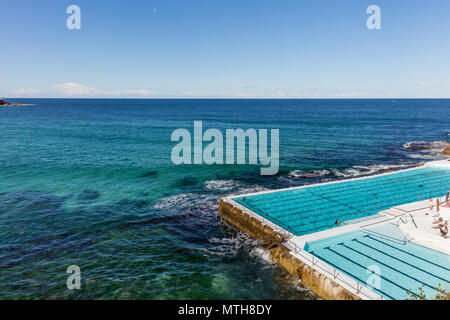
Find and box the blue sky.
[1,0,449,98]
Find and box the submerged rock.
[140,170,158,178]
[175,177,199,187]
[403,140,449,158]
[77,189,101,201]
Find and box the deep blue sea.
[0,99,449,299]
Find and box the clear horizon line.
[4,97,450,100]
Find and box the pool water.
[304,228,450,300]
[234,167,450,236]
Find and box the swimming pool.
[304,227,450,300]
[233,167,450,236]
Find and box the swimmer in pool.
[335,219,340,225]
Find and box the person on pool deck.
[432,217,444,228]
[440,225,448,238]
[433,220,448,231]
[437,199,440,213]
[443,191,450,207]
[430,197,433,210]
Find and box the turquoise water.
[0,98,449,299]
[234,167,450,236]
[305,228,450,300]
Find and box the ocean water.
[0,98,449,299]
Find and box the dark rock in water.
[406,145,428,151]
[176,177,199,187]
[140,170,158,178]
[77,189,101,201]
[0,190,66,216]
[404,140,449,158]
[123,213,185,228]
[115,198,149,208]
[31,233,70,245]
[0,98,32,106]
[405,141,448,152]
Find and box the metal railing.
[417,192,448,204]
[409,213,418,229]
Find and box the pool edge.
[228,160,449,200]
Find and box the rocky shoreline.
[0,98,32,107]
[404,140,450,158]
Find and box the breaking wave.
[249,246,274,264]
[153,193,218,212]
[204,180,239,191]
[203,233,261,257]
[288,170,330,178]
[287,163,416,181]
[331,163,414,178]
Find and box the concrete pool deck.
[397,205,450,255]
[219,160,450,300]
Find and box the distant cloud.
[181,88,368,99]
[52,82,151,97]
[11,88,41,96]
